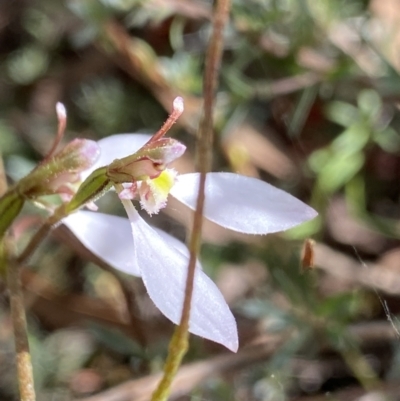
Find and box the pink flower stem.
[145,97,184,145]
[38,103,67,167]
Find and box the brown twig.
[16,220,53,266]
[150,1,231,400]
[185,0,231,336]
[0,153,7,197]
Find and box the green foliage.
[76,78,134,136]
[1,0,399,399]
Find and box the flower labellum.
[138,169,177,215]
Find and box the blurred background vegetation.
[2,0,400,400]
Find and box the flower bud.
[55,138,100,173]
[19,139,100,199]
[0,139,100,234]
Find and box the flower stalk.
[0,155,36,401]
[0,107,100,401]
[145,97,184,145]
[151,1,231,400]
[7,250,36,401]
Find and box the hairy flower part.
[117,182,138,201]
[0,118,100,236]
[138,169,177,215]
[0,191,24,238]
[45,140,97,199]
[80,134,151,181]
[63,133,318,352]
[38,139,101,205]
[108,157,161,183]
[0,137,100,238]
[46,176,79,203]
[56,138,101,173]
[107,138,185,184]
[67,136,184,214]
[17,138,100,200]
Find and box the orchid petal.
[152,227,191,259]
[127,207,238,352]
[170,173,318,234]
[63,211,141,276]
[81,134,151,180]
[62,210,196,277]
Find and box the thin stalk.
[16,213,61,266]
[340,347,381,391]
[150,1,231,400]
[7,251,36,401]
[39,103,67,165]
[145,97,184,145]
[0,153,7,196]
[1,154,36,400]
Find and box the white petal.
[62,210,195,276]
[81,134,152,180]
[129,209,238,352]
[152,227,191,259]
[170,173,318,234]
[63,211,141,276]
[63,202,238,350]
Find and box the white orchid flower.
[63,133,317,352]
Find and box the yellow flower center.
[139,169,177,215]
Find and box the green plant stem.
[340,347,381,391]
[1,155,36,400]
[7,250,36,401]
[150,1,231,400]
